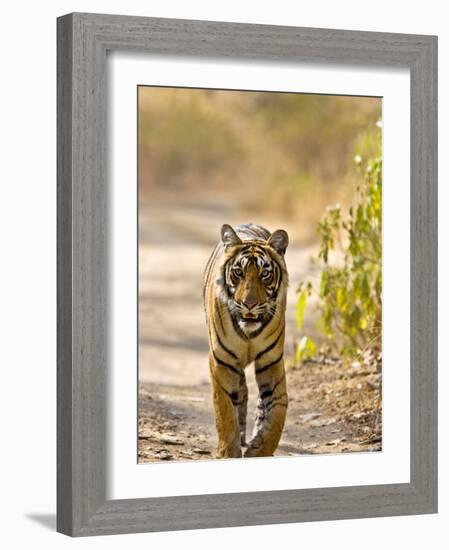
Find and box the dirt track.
[139,358,381,462]
[138,198,381,462]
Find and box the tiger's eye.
[261,269,270,278]
[234,268,243,277]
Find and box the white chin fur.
[238,320,262,333]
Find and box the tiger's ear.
[221,224,242,247]
[268,229,289,255]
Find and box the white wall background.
[0,1,445,547]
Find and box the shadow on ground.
[25,514,56,531]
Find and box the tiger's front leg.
[238,373,248,447]
[244,357,288,457]
[209,353,243,458]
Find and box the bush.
[296,153,382,359]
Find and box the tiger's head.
[219,224,289,337]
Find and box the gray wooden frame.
[57,12,438,537]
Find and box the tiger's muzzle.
[235,301,270,323]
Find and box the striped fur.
[203,223,289,458]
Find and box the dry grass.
[138,87,381,244]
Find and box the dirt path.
[138,357,381,462]
[138,197,381,462]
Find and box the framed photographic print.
[57,13,438,536]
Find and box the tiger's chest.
[219,310,283,368]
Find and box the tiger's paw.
[244,445,274,458]
[243,435,275,458]
[214,444,242,459]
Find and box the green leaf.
[296,290,307,330]
[336,287,347,309]
[295,336,317,363]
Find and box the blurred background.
[139,88,381,243]
[138,87,381,462]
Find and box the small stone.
[160,436,184,446]
[138,432,153,440]
[299,413,321,422]
[193,448,211,455]
[311,417,336,427]
[325,438,345,446]
[158,452,173,460]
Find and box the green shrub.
[296,154,382,359]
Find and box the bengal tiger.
[203,223,289,458]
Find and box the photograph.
[49,7,438,539]
[137,86,383,462]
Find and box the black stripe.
[251,246,266,257]
[272,372,286,393]
[212,351,240,375]
[256,393,288,416]
[213,323,238,360]
[266,255,284,299]
[259,372,286,400]
[211,372,240,405]
[223,261,238,301]
[255,328,284,361]
[229,391,244,406]
[229,312,248,340]
[263,389,288,407]
[239,244,254,255]
[255,352,284,374]
[211,372,242,406]
[214,299,226,336]
[266,402,288,412]
[264,394,288,413]
[269,264,281,300]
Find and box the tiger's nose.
[243,298,257,310]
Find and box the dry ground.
[138,356,381,462]
[138,197,382,463]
